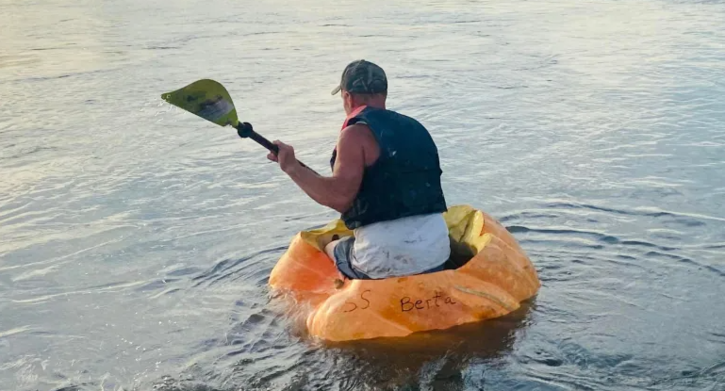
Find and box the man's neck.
[354,101,385,111]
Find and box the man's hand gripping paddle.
[161,79,312,170]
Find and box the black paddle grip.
[236,122,278,154]
[235,122,315,173]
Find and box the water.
[1,0,724,389]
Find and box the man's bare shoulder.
[339,123,380,165]
[340,123,376,145]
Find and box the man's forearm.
[285,162,350,213]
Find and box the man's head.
[331,59,388,114]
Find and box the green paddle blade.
[161,79,239,127]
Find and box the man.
[268,59,450,280]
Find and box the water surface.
[1,0,724,390]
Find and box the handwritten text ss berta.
[341,290,457,313]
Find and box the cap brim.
[331,85,341,95]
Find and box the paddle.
[161,79,312,170]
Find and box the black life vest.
[330,106,447,229]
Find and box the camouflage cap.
[331,59,388,95]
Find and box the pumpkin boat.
[269,205,540,341]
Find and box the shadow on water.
[150,300,536,391]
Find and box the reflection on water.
[152,302,535,391]
[1,0,724,390]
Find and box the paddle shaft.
[235,122,315,173]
